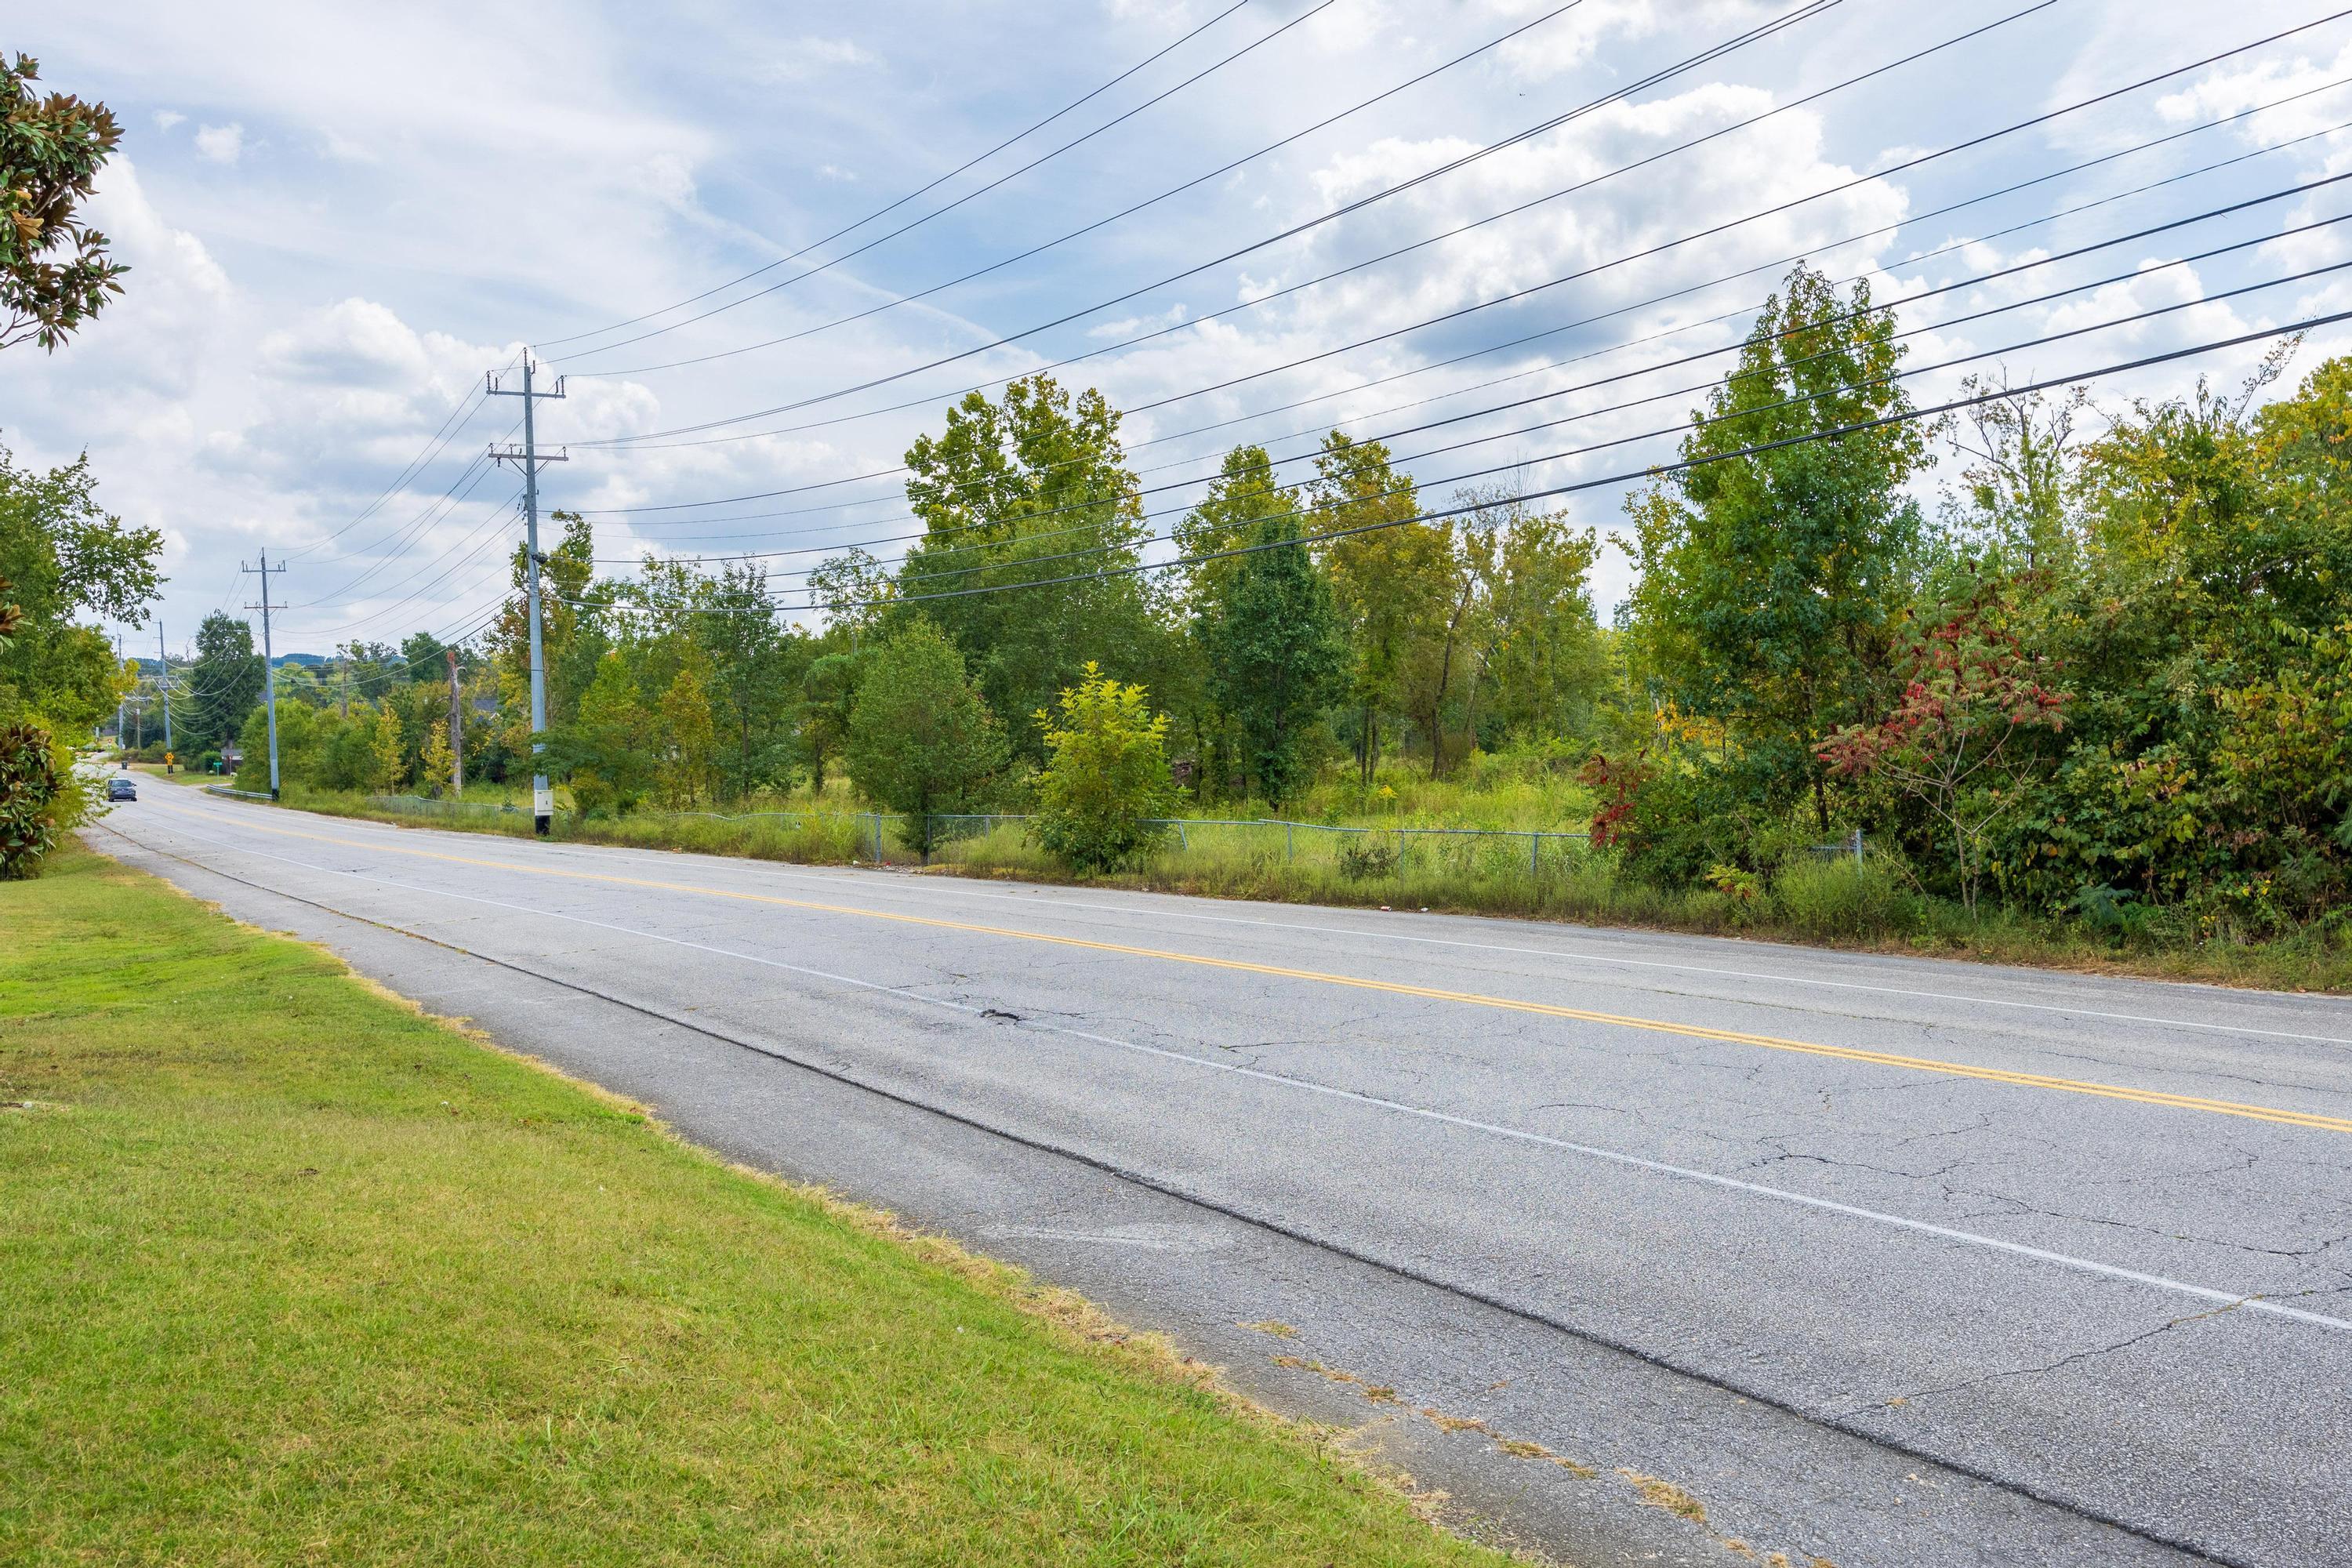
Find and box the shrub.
[1032,664,1177,873]
[0,720,74,878]
[1337,831,1401,881]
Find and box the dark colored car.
[107,775,137,802]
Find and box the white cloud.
[153,109,185,132]
[194,122,244,163]
[761,37,877,82]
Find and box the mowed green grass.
[0,848,1502,1567]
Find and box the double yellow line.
[153,800,2352,1137]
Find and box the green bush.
[1032,665,1177,873]
[0,720,76,878]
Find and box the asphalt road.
[89,787,2352,1568]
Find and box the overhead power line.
[587,211,2352,575]
[579,103,2352,550]
[535,0,1258,354]
[581,71,2350,540]
[572,5,2327,448]
[564,0,1849,386]
[554,0,1697,374]
[743,311,2352,616]
[553,0,1359,364]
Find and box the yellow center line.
[149,798,2352,1137]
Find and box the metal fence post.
[1285,822,1294,862]
[1852,826,1865,867]
[1530,832,1539,879]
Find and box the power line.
[552,0,1631,372]
[578,77,2349,532]
[564,0,1848,385]
[583,174,2352,572]
[724,259,2352,597]
[574,5,2326,448]
[791,312,2352,615]
[556,303,2348,623]
[552,0,1354,363]
[533,0,1260,354]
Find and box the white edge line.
[122,812,2352,1340]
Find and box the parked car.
[107,776,137,802]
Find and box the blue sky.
[8,0,2349,656]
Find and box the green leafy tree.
[543,652,657,816]
[421,720,456,798]
[656,658,720,808]
[892,375,1170,759]
[1313,431,1446,782]
[187,614,263,757]
[1033,664,1178,872]
[1204,515,1348,809]
[1463,499,1608,747]
[0,441,158,730]
[491,509,602,754]
[845,620,1005,855]
[799,650,864,793]
[2,54,125,353]
[366,703,405,793]
[1622,262,1929,828]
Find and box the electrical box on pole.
[488,350,567,837]
[244,552,287,799]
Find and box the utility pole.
[158,619,174,771]
[445,645,465,797]
[244,551,287,799]
[488,350,567,837]
[114,633,125,751]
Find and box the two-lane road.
[93,789,2352,1567]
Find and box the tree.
[1465,499,1607,747]
[655,659,720,808]
[543,652,656,815]
[187,613,263,756]
[1312,431,1446,782]
[1621,263,1929,828]
[366,703,405,793]
[799,651,863,793]
[0,441,159,730]
[892,374,1168,758]
[808,549,891,637]
[1033,665,1178,872]
[1817,592,2066,912]
[1204,515,1347,810]
[2,55,125,353]
[399,630,447,684]
[845,620,1005,856]
[421,720,456,799]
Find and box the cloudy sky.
[9,0,2350,658]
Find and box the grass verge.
[0,845,1504,1566]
